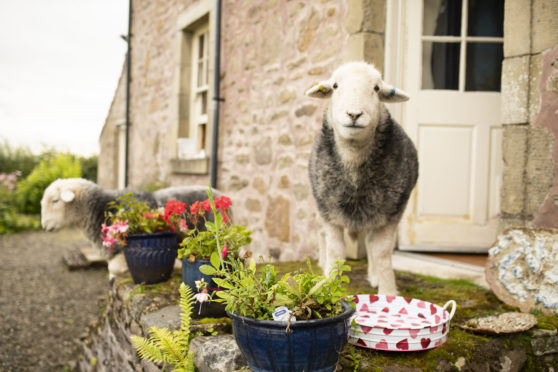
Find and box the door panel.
[397,0,504,252]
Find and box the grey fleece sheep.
[306,61,418,295]
[41,178,218,257]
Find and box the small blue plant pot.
[182,257,227,318]
[228,302,355,372]
[123,232,178,284]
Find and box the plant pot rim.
[227,301,355,328]
[125,231,178,239]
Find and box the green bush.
[80,154,98,182]
[0,139,46,178]
[0,171,40,234]
[16,153,82,214]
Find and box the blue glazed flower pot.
[228,302,355,372]
[182,257,227,318]
[123,232,178,284]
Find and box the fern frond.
[148,326,184,366]
[130,335,164,363]
[178,283,195,345]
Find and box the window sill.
[170,157,209,175]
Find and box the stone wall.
[218,0,351,261]
[500,0,558,231]
[98,61,127,189]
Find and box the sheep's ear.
[305,81,333,99]
[61,190,75,203]
[378,83,409,103]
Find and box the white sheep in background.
[41,178,218,274]
[306,61,418,295]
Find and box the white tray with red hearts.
[348,294,456,352]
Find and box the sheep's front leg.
[365,235,379,287]
[365,222,398,295]
[321,222,345,276]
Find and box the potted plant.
[102,194,188,284]
[200,254,355,372]
[177,190,252,317]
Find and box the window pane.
[465,43,503,91]
[423,0,462,36]
[468,0,504,37]
[197,61,204,87]
[198,33,205,60]
[200,91,207,115]
[422,42,460,89]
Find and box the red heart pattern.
[430,304,437,315]
[396,339,409,350]
[375,339,388,349]
[349,294,453,352]
[361,325,372,334]
[421,338,431,348]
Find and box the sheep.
[41,178,220,274]
[306,61,418,295]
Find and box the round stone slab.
[486,228,558,314]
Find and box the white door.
[391,0,504,252]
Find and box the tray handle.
[443,300,457,320]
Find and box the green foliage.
[15,153,82,214]
[79,154,98,182]
[280,259,351,320]
[202,256,351,321]
[178,187,251,260]
[130,283,196,371]
[0,139,49,178]
[0,171,40,234]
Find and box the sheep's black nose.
[347,111,362,121]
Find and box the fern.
[131,283,195,371]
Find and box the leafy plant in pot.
[200,256,355,372]
[177,190,252,317]
[102,194,188,284]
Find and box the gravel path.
[0,229,109,372]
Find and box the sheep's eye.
[374,85,380,92]
[333,83,338,89]
[52,199,59,204]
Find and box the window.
[422,0,504,91]
[190,26,209,157]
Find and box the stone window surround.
[169,0,214,175]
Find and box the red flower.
[221,243,228,258]
[164,200,186,217]
[190,201,200,214]
[221,212,229,223]
[200,199,211,212]
[214,195,232,211]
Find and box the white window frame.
[421,0,504,92]
[190,25,210,158]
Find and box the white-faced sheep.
[306,61,418,295]
[41,178,219,258]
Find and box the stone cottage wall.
[217,0,349,261]
[98,61,127,189]
[500,0,558,231]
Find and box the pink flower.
[194,289,210,303]
[178,219,188,233]
[114,220,129,233]
[101,223,109,234]
[221,244,228,259]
